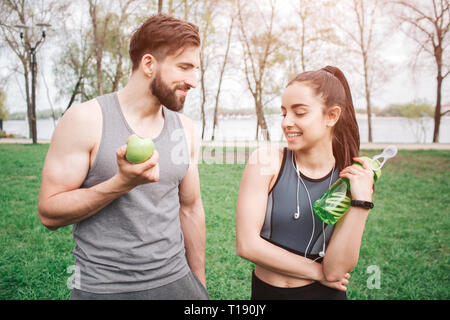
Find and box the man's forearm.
[179,203,206,284]
[38,175,132,230]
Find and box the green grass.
[0,144,449,299]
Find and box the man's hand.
[115,145,160,189]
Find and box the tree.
[237,0,286,141]
[171,0,236,140]
[352,0,377,143]
[185,0,235,140]
[335,0,385,143]
[88,0,113,97]
[289,0,341,73]
[390,0,450,142]
[58,0,144,110]
[0,0,68,143]
[212,15,234,141]
[55,27,94,111]
[105,0,141,92]
[192,0,215,139]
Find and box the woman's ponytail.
[321,66,360,170]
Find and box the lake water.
[3,115,450,143]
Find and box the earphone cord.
[292,152,334,263]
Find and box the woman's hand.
[319,272,350,292]
[339,157,374,202]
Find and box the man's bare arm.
[178,116,206,286]
[38,101,159,230]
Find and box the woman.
[236,66,375,300]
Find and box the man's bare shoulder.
[52,99,102,148]
[63,99,101,122]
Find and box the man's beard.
[150,70,189,112]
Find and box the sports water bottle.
[313,145,398,225]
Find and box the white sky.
[1,0,448,116]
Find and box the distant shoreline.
[6,113,449,121]
[3,117,450,144]
[2,138,450,150]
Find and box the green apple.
[125,134,154,163]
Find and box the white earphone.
[292,152,333,261]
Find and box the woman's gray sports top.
[260,148,340,261]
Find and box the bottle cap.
[372,145,397,170]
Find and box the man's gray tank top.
[72,92,191,293]
[260,148,340,261]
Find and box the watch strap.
[350,200,374,209]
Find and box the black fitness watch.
[350,200,374,209]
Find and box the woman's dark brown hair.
[129,14,200,71]
[287,66,360,170]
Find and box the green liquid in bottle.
[313,179,352,225]
[313,156,381,225]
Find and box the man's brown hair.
[129,14,200,71]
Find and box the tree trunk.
[199,57,206,140]
[168,0,174,15]
[212,18,233,141]
[363,64,373,143]
[184,0,189,21]
[91,4,103,96]
[365,90,373,143]
[432,41,444,143]
[199,20,208,140]
[21,53,37,143]
[95,48,103,96]
[30,50,38,144]
[65,74,84,111]
[211,108,218,141]
[255,99,270,141]
[112,55,123,92]
[433,73,442,143]
[358,0,373,143]
[22,62,32,140]
[89,0,109,97]
[300,5,306,72]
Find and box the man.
[38,14,208,300]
